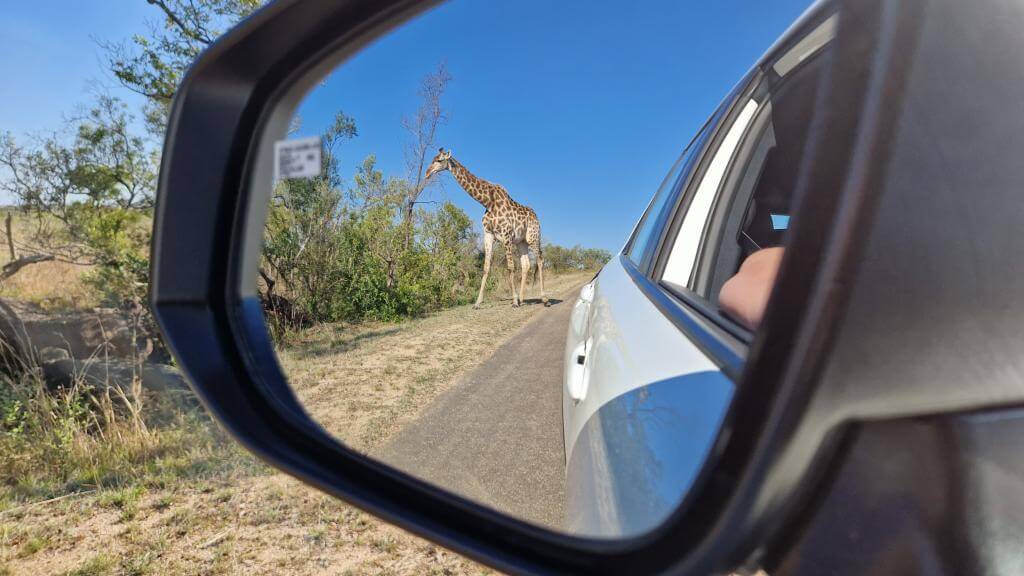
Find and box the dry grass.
[1,355,494,575]
[2,256,591,575]
[0,210,96,311]
[0,204,594,574]
[2,474,491,576]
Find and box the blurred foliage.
[0,0,611,340]
[99,0,263,135]
[543,243,613,273]
[0,361,259,502]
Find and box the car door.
[562,76,755,539]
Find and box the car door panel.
[566,369,733,538]
[563,256,734,538]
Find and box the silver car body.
[563,258,734,537]
[562,3,836,539]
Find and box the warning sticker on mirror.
[274,136,322,181]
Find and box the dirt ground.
[2,272,590,576]
[2,473,489,576]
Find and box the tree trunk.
[5,212,14,261]
[403,200,415,251]
[0,254,54,283]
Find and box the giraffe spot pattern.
[426,149,548,306]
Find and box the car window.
[661,97,762,287]
[626,125,709,267]
[658,29,833,328]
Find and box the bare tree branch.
[401,62,452,248]
[0,254,54,283]
[145,0,215,44]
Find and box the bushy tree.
[263,165,480,330]
[0,96,155,305]
[418,201,479,306]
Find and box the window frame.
[618,70,766,376]
[623,120,712,270]
[653,39,836,345]
[660,96,765,290]
[691,100,778,303]
[625,10,842,367]
[641,72,762,278]
[627,31,833,354]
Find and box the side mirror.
[150,0,1024,574]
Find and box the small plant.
[17,534,49,558]
[98,485,145,521]
[305,526,327,547]
[370,534,399,555]
[120,552,154,576]
[63,554,116,576]
[152,495,174,511]
[251,506,283,526]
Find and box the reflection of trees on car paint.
[567,371,733,537]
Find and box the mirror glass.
[256,0,824,538]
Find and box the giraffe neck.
[448,158,507,210]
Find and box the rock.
[0,299,33,374]
[40,358,190,396]
[1,300,156,362]
[78,315,138,357]
[38,346,70,363]
[39,358,79,391]
[140,363,191,393]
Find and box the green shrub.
[262,151,484,331]
[0,367,260,504]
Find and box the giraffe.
[425,148,548,309]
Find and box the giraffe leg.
[531,239,549,306]
[474,231,494,309]
[527,221,549,307]
[518,243,531,305]
[504,242,520,307]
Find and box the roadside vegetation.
[0,0,610,574]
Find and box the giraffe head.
[425,148,453,180]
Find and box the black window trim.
[622,68,754,271]
[693,100,778,302]
[614,71,767,377]
[643,40,834,353]
[650,74,767,284]
[620,254,745,380]
[635,6,842,364]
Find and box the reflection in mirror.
[257,0,825,538]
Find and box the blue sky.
[295,0,813,251]
[0,1,151,135]
[1,0,812,251]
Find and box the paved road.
[376,293,576,531]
